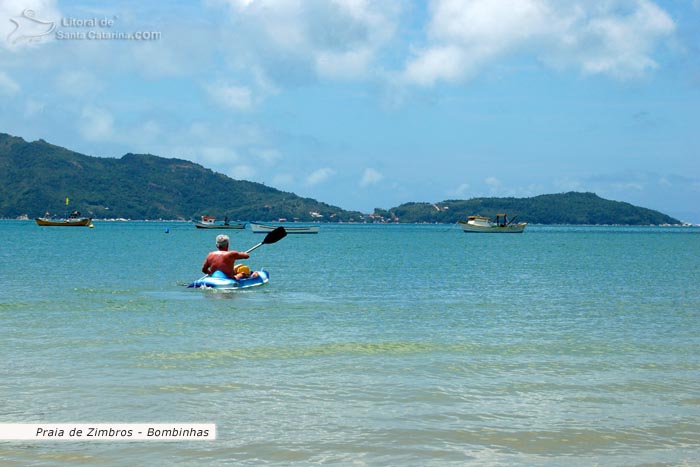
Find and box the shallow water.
[1,221,699,466]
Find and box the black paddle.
[245,226,287,253]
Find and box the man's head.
[215,234,229,249]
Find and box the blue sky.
[1,0,698,222]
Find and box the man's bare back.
[201,250,248,278]
[201,235,250,278]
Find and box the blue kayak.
[188,269,269,290]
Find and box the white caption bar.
[0,424,216,441]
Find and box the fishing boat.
[250,222,320,234]
[188,269,269,290]
[193,216,245,230]
[458,214,527,233]
[35,211,92,227]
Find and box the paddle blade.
[244,227,287,254]
[262,227,287,245]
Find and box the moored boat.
[459,214,527,233]
[250,222,319,234]
[188,269,269,290]
[35,210,92,227]
[193,216,245,229]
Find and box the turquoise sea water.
[1,221,699,466]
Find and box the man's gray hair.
[216,234,229,248]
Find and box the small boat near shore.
[35,210,92,227]
[459,214,527,233]
[193,216,245,230]
[250,222,320,234]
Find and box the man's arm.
[229,251,250,261]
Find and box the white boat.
[193,216,245,229]
[250,222,320,234]
[458,214,527,233]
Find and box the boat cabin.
[495,213,509,226]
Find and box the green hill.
[0,133,363,222]
[382,192,681,225]
[0,132,681,225]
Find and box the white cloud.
[79,106,115,141]
[305,167,335,186]
[135,120,161,143]
[448,183,470,198]
[199,146,240,165]
[611,181,645,191]
[205,82,254,110]
[24,99,45,117]
[229,164,255,180]
[404,45,473,85]
[271,173,294,187]
[129,36,202,78]
[0,72,20,95]
[55,71,103,98]
[209,0,400,84]
[403,0,558,85]
[254,148,283,165]
[359,167,384,187]
[188,122,210,139]
[554,177,583,192]
[315,47,373,80]
[543,0,675,78]
[403,0,675,85]
[485,176,502,194]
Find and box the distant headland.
[0,132,682,225]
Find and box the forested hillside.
[0,133,681,225]
[381,192,680,225]
[0,133,362,221]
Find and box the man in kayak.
[201,234,257,280]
